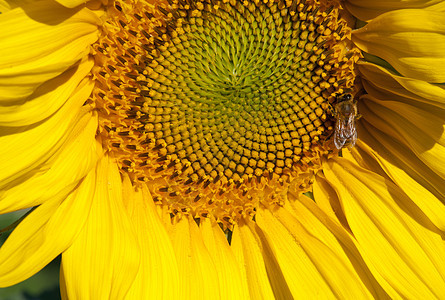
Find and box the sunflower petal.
[0,108,98,214]
[0,0,13,12]
[359,95,445,181]
[353,9,445,83]
[324,158,445,298]
[61,156,140,299]
[0,162,95,287]
[231,220,275,299]
[0,1,100,102]
[356,62,445,209]
[358,62,445,111]
[355,120,445,232]
[286,194,389,298]
[0,72,93,179]
[55,0,91,8]
[0,0,33,13]
[123,177,180,299]
[345,0,445,21]
[60,267,68,300]
[168,216,220,299]
[199,218,250,299]
[255,204,379,298]
[0,59,94,127]
[0,77,94,190]
[312,173,347,225]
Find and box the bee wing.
[334,114,356,149]
[334,118,347,149]
[343,114,356,138]
[334,131,346,149]
[347,129,357,149]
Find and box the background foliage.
[0,210,60,300]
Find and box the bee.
[331,93,358,149]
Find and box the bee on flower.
[330,93,359,149]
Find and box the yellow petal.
[55,0,91,8]
[0,108,98,214]
[339,140,388,179]
[60,268,68,300]
[0,77,94,190]
[200,218,250,299]
[61,156,140,299]
[345,0,445,21]
[358,61,445,111]
[0,1,101,102]
[359,95,445,181]
[168,216,220,299]
[0,0,31,13]
[324,158,445,298]
[286,194,389,298]
[231,220,275,299]
[0,0,11,12]
[0,59,94,127]
[123,177,180,299]
[353,9,445,83]
[0,161,95,287]
[255,204,379,298]
[355,121,445,232]
[312,173,348,226]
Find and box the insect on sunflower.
[1,0,445,298]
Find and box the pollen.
[91,0,359,228]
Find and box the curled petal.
[345,0,445,21]
[324,158,445,298]
[353,9,445,83]
[61,156,140,299]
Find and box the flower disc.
[92,0,359,227]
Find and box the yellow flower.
[1,0,445,298]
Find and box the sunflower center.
[91,0,358,227]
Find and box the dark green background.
[0,210,61,300]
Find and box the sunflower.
[1,0,445,298]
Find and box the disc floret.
[91,0,359,228]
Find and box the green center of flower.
[91,0,358,227]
